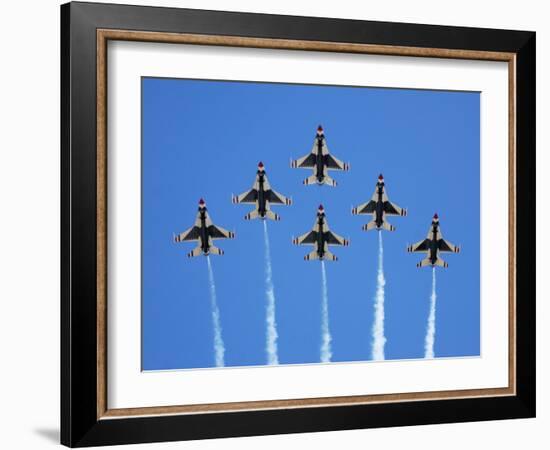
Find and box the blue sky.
[141,77,480,370]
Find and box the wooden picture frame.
[61,2,535,447]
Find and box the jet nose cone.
[318,204,324,211]
[317,125,324,134]
[378,173,384,181]
[258,161,264,169]
[199,198,206,206]
[433,213,439,220]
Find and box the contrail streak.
[263,221,279,365]
[372,231,387,361]
[424,267,437,359]
[320,261,332,363]
[206,256,225,367]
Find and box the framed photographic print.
[61,2,535,447]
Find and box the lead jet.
[352,174,407,231]
[174,199,235,257]
[232,162,292,220]
[291,125,349,187]
[292,205,349,261]
[407,214,460,268]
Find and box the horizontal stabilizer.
[244,210,259,220]
[323,175,337,187]
[209,246,224,256]
[303,175,319,186]
[381,221,396,232]
[416,257,432,268]
[323,250,338,261]
[187,246,203,258]
[304,250,320,261]
[362,221,379,232]
[416,257,448,268]
[434,257,448,268]
[264,210,281,221]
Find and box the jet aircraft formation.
[174,125,460,267]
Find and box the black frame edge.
[60,2,72,447]
[62,2,102,446]
[68,1,534,52]
[514,32,536,417]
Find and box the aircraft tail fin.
[209,246,224,256]
[187,246,203,258]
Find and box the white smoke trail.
[263,221,279,365]
[371,231,387,361]
[424,267,437,359]
[206,256,225,367]
[320,261,333,363]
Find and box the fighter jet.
[174,199,235,257]
[232,162,292,220]
[292,205,349,261]
[352,174,407,231]
[407,214,460,268]
[291,125,349,187]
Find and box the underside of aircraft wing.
[175,226,200,242]
[208,224,234,240]
[291,153,317,169]
[267,189,292,205]
[324,231,349,246]
[233,189,258,204]
[293,230,318,245]
[408,238,430,252]
[438,238,460,253]
[324,154,348,171]
[352,200,376,215]
[383,201,406,216]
